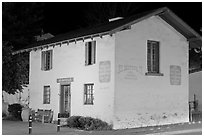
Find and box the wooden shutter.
[84,85,87,104]
[91,41,96,64]
[50,50,53,69]
[147,41,151,72]
[85,43,88,65]
[43,86,47,104]
[48,86,50,104]
[41,51,45,70]
[155,42,159,73]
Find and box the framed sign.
[99,61,111,83]
[57,77,74,83]
[170,65,181,85]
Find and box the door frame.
[59,83,71,115]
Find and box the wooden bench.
[31,109,53,123]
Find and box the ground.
[1,120,202,135]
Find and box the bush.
[2,112,7,118]
[7,103,22,121]
[3,115,21,121]
[66,116,112,131]
[66,116,82,128]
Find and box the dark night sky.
[43,2,202,36]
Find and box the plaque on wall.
[170,65,181,85]
[57,77,74,83]
[99,61,111,83]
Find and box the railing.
[189,94,202,122]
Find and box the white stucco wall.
[3,86,29,106]
[114,16,189,129]
[29,35,115,123]
[189,71,202,111]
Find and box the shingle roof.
[14,7,201,54]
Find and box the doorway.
[60,84,71,116]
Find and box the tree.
[82,3,142,26]
[2,2,44,94]
[3,2,44,49]
[2,41,29,94]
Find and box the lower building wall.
[113,111,188,129]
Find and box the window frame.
[84,83,94,105]
[145,40,163,76]
[41,50,53,71]
[85,41,96,66]
[43,85,51,104]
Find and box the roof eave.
[159,8,202,48]
[13,7,202,55]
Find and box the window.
[146,40,163,76]
[85,41,96,65]
[43,86,50,104]
[84,84,94,105]
[41,50,53,71]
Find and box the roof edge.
[165,8,202,39]
[13,7,202,54]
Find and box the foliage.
[2,2,44,94]
[83,3,142,26]
[7,103,23,121]
[2,42,29,94]
[66,116,82,128]
[65,116,112,131]
[2,112,7,118]
[2,2,44,49]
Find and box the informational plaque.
[99,61,111,83]
[57,77,74,83]
[170,65,181,85]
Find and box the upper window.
[146,40,163,75]
[84,84,94,105]
[41,50,53,71]
[43,86,50,104]
[85,41,96,66]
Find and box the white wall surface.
[29,35,115,123]
[189,71,202,111]
[2,87,29,114]
[114,16,189,129]
[3,86,29,106]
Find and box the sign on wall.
[57,77,74,83]
[117,64,143,80]
[99,61,111,83]
[170,65,181,85]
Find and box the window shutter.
[85,43,88,65]
[91,41,96,64]
[155,43,159,73]
[41,51,45,70]
[45,51,48,70]
[147,41,151,72]
[50,50,53,69]
[84,85,86,104]
[48,87,50,104]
